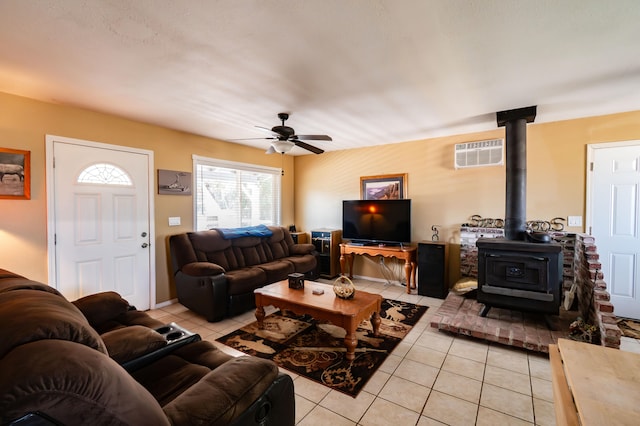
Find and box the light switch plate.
[568,216,582,227]
[168,216,181,226]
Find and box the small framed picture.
[360,173,407,200]
[158,169,192,195]
[0,147,30,200]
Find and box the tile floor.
[147,278,640,426]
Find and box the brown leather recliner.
[0,269,295,426]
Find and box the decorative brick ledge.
[574,233,622,348]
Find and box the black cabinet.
[417,242,448,298]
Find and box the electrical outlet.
[568,216,582,227]
[168,216,181,226]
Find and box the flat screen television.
[342,199,411,245]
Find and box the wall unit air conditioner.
[454,138,504,169]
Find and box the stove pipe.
[496,106,537,240]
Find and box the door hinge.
[590,162,594,171]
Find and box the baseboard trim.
[152,298,178,310]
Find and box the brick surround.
[573,233,622,348]
[431,226,622,350]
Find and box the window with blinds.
[193,155,281,231]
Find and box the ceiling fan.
[237,113,332,154]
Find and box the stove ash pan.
[476,238,563,317]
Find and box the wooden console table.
[550,338,640,426]
[339,243,417,293]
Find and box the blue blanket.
[215,224,274,239]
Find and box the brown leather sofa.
[170,226,319,322]
[0,269,295,426]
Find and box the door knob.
[141,243,149,248]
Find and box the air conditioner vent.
[455,139,504,169]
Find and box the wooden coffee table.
[254,280,382,361]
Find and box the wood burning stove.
[477,239,562,316]
[476,106,563,319]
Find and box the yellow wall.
[294,111,640,283]
[0,92,294,302]
[2,90,640,300]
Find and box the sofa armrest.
[162,356,281,425]
[100,325,167,364]
[174,271,228,322]
[229,372,295,426]
[181,261,225,276]
[289,243,316,256]
[72,291,131,327]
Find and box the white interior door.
[588,142,640,319]
[47,136,154,310]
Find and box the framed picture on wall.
[158,169,192,195]
[0,147,30,200]
[360,173,407,200]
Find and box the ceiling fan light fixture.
[271,140,295,153]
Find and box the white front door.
[47,136,154,310]
[588,142,640,319]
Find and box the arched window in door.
[77,163,132,186]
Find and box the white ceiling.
[1,1,639,155]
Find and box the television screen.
[342,199,411,244]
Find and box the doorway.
[46,135,155,310]
[587,141,640,319]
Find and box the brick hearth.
[430,293,575,353]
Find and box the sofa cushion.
[290,243,316,255]
[225,267,267,296]
[131,349,212,406]
[169,233,199,267]
[101,325,168,364]
[189,230,232,253]
[188,230,237,270]
[231,236,268,267]
[257,260,295,283]
[162,355,279,425]
[0,289,107,358]
[266,227,291,259]
[0,339,169,425]
[113,309,166,329]
[0,269,63,296]
[285,254,319,274]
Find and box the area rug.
[216,299,428,397]
[617,317,640,339]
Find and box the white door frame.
[586,139,640,233]
[45,135,156,308]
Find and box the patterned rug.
[617,317,640,339]
[217,299,428,397]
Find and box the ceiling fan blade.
[293,140,324,154]
[293,134,332,141]
[228,137,276,141]
[255,125,282,138]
